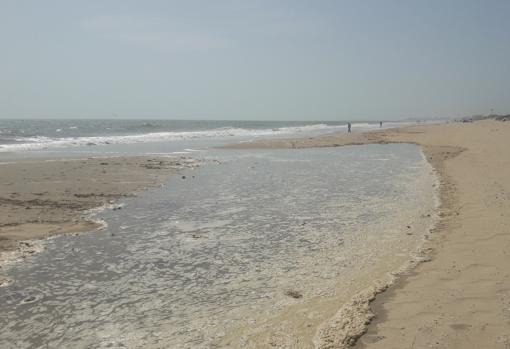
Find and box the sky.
[1,0,510,121]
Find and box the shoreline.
[313,144,446,349]
[1,120,508,347]
[0,155,198,280]
[225,120,510,348]
[354,121,510,348]
[216,143,438,348]
[314,143,459,349]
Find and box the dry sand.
[226,120,510,348]
[0,155,197,275]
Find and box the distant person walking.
[380,121,383,127]
[347,122,351,133]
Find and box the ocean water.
[0,144,437,348]
[0,119,406,156]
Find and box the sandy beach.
[1,120,509,348]
[226,119,510,348]
[0,156,197,275]
[353,121,510,349]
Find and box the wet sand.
[226,120,510,348]
[0,156,197,273]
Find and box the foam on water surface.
[0,144,437,348]
[0,123,346,152]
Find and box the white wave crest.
[0,124,346,152]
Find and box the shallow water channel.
[0,144,436,348]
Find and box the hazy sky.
[1,1,509,120]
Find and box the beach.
[0,119,508,348]
[354,120,510,348]
[227,119,510,348]
[3,1,509,347]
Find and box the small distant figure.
[347,122,351,133]
[380,121,383,127]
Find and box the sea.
[0,119,438,348]
[0,119,409,155]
